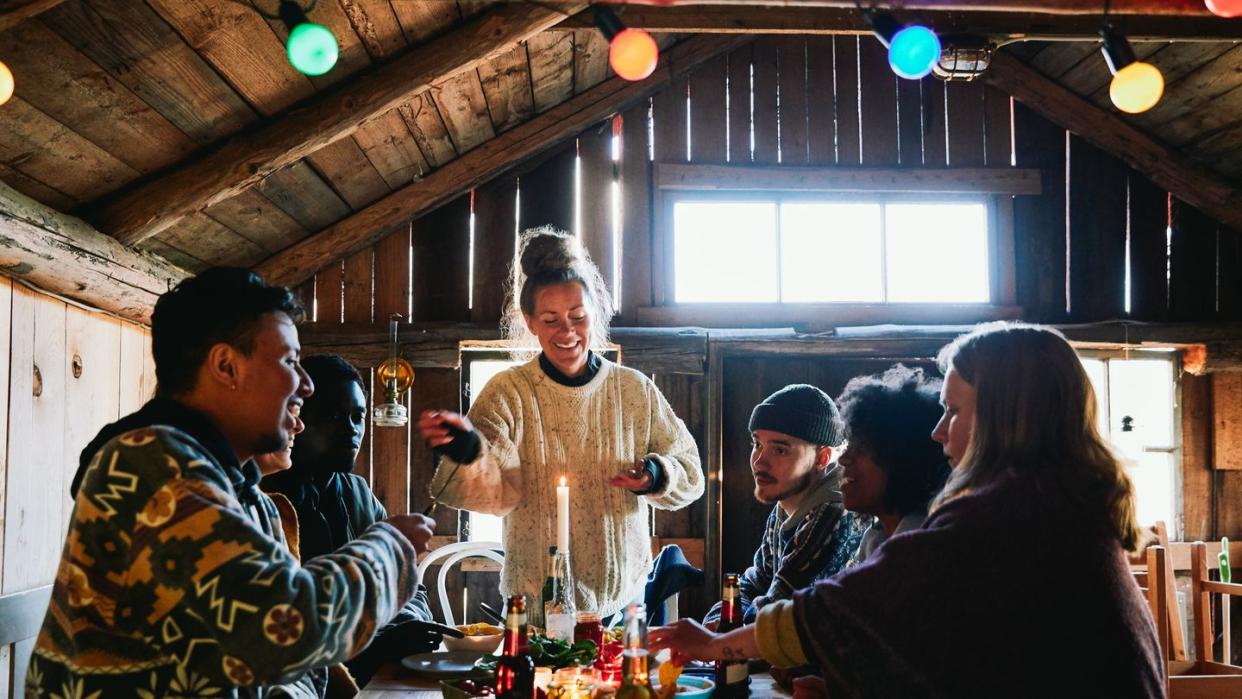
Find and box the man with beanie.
[704,384,870,626]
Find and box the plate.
[400,650,492,678]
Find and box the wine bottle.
[544,549,577,641]
[714,573,749,698]
[616,604,655,699]
[495,595,535,699]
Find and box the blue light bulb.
[888,25,941,80]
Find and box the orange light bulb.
[609,28,658,81]
[0,61,13,106]
[1206,0,1242,17]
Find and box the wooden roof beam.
[983,50,1242,234]
[597,0,1210,15]
[255,34,752,288]
[556,5,1239,41]
[0,183,189,324]
[0,0,67,33]
[90,1,587,248]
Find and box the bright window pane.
[674,201,778,302]
[885,202,990,303]
[780,202,883,302]
[465,358,519,542]
[1107,357,1177,529]
[1080,357,1110,439]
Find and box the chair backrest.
[1190,540,1242,668]
[417,541,504,628]
[1132,522,1187,662]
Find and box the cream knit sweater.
[430,356,703,619]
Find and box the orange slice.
[658,657,683,689]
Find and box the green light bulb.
[286,22,338,76]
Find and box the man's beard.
[754,468,817,505]
[255,432,287,458]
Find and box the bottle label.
[546,612,574,641]
[725,662,748,684]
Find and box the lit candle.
[557,476,570,554]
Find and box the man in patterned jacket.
[704,384,870,626]
[30,268,435,697]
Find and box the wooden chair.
[0,584,53,692]
[1132,522,1188,662]
[1162,541,1242,699]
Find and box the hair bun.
[519,229,583,277]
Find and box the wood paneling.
[778,37,810,165]
[806,36,837,164]
[727,45,752,163]
[518,143,576,235]
[471,177,519,324]
[946,80,987,167]
[689,55,729,164]
[1170,200,1218,322]
[1128,174,1169,321]
[1012,102,1068,323]
[1068,136,1127,321]
[477,45,536,135]
[751,39,780,165]
[372,229,412,515]
[412,195,471,322]
[858,38,898,166]
[259,162,352,232]
[579,121,617,297]
[1213,373,1242,471]
[528,32,576,114]
[619,104,654,325]
[834,36,862,165]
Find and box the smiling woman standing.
[417,229,704,622]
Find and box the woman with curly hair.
[652,323,1163,698]
[836,364,950,566]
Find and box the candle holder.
[548,667,599,699]
[373,314,414,427]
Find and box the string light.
[1100,25,1164,114]
[864,10,941,80]
[1206,0,1242,17]
[593,6,659,81]
[279,1,338,76]
[0,61,12,106]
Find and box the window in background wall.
[460,353,520,543]
[1079,351,1180,535]
[672,197,991,304]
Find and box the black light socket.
[1099,25,1137,75]
[592,5,626,42]
[863,9,903,48]
[278,0,310,31]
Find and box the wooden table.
[359,664,792,698]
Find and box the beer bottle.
[495,595,535,699]
[714,573,749,698]
[616,604,655,699]
[544,549,576,641]
[540,546,557,620]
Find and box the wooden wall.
[0,279,154,695]
[297,35,1242,618]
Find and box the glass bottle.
[615,604,654,699]
[496,595,535,699]
[714,573,749,698]
[541,546,558,617]
[544,549,577,641]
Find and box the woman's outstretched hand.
[417,410,473,448]
[608,461,653,492]
[648,619,721,664]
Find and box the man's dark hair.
[151,267,304,396]
[837,365,950,515]
[301,354,367,397]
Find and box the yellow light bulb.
[1110,61,1164,114]
[376,356,414,396]
[0,61,13,106]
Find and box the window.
[1080,351,1180,533]
[670,196,992,304]
[460,352,519,543]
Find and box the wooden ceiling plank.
[137,238,208,273]
[528,31,577,113]
[456,0,500,21]
[0,19,197,175]
[1086,42,1237,107]
[431,72,496,154]
[1057,41,1161,98]
[0,181,189,323]
[0,98,140,203]
[258,162,351,232]
[555,5,1231,38]
[93,2,583,246]
[389,1,461,45]
[0,0,65,33]
[305,138,393,210]
[594,0,1210,15]
[1027,40,1100,79]
[477,44,537,134]
[158,214,267,269]
[203,188,309,254]
[398,95,459,167]
[1131,44,1242,130]
[0,163,74,213]
[573,28,613,93]
[42,0,255,146]
[984,51,1242,236]
[352,110,431,190]
[145,0,315,117]
[256,34,752,287]
[339,0,407,60]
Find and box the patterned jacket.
[28,424,417,698]
[705,466,870,625]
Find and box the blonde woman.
[652,323,1163,698]
[417,229,703,622]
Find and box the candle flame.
[560,476,567,487]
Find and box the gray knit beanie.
[748,384,845,447]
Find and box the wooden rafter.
[984,51,1242,234]
[255,34,753,288]
[90,1,588,248]
[0,183,189,323]
[0,0,66,33]
[600,0,1210,14]
[558,5,1239,40]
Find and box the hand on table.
[648,619,721,665]
[417,410,473,449]
[608,461,653,493]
